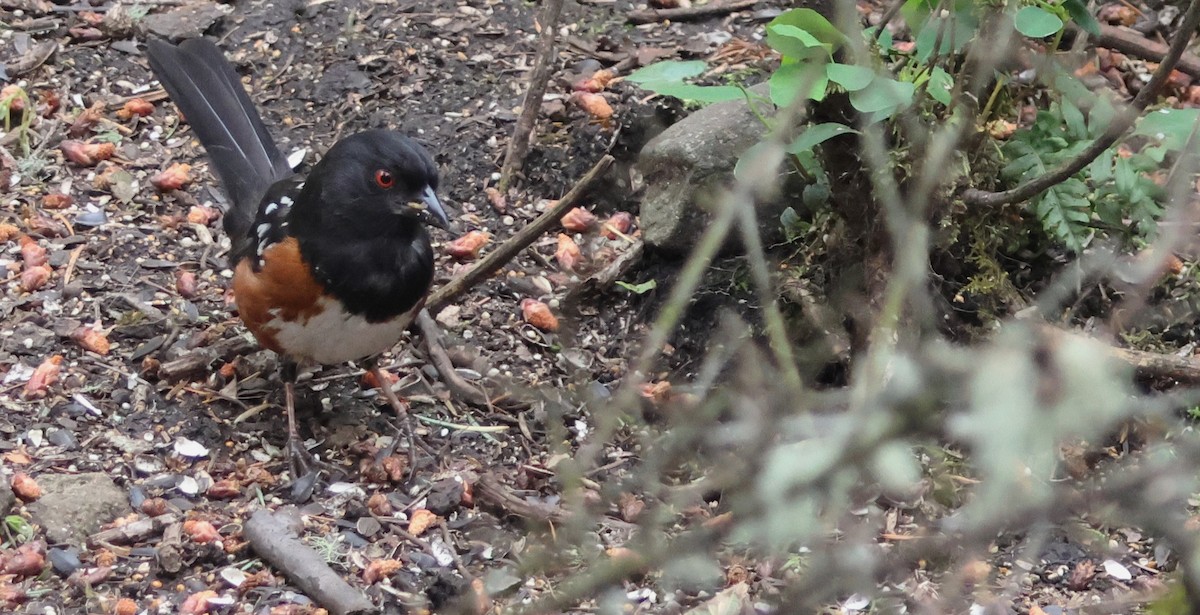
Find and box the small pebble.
[48,548,83,577]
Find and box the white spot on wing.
[256,223,271,239]
[280,195,294,206]
[264,202,278,215]
[287,148,308,170]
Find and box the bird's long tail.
[145,38,293,243]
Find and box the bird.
[145,38,450,478]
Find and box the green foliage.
[616,279,657,294]
[624,60,745,104]
[1014,6,1063,38]
[628,3,1174,254]
[998,93,1200,251]
[628,8,919,120]
[4,516,33,546]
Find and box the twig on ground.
[962,0,1200,207]
[157,335,257,380]
[1085,23,1200,78]
[498,0,566,191]
[425,155,615,313]
[566,239,645,300]
[417,310,494,407]
[475,473,572,524]
[88,513,178,547]
[244,509,375,615]
[1038,324,1200,384]
[156,519,184,575]
[627,0,760,24]
[61,245,83,286]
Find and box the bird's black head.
[304,129,449,232]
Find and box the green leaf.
[767,24,833,60]
[1135,108,1200,151]
[615,279,657,294]
[735,140,776,182]
[1063,0,1101,36]
[1015,6,1064,38]
[626,60,706,84]
[802,183,831,208]
[848,77,915,114]
[787,122,858,154]
[868,25,894,53]
[927,66,954,105]
[766,8,845,51]
[1114,156,1137,194]
[780,206,800,229]
[769,62,829,107]
[1061,101,1087,140]
[826,63,875,91]
[5,516,32,542]
[1036,180,1091,251]
[1088,156,1112,184]
[644,82,745,103]
[95,130,123,144]
[1051,72,1098,108]
[911,6,979,62]
[1087,98,1115,139]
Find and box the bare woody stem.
[497,0,565,191]
[426,155,614,313]
[962,0,1200,208]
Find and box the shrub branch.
[962,0,1200,208]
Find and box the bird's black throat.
[293,215,434,323]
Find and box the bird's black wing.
[145,38,294,252]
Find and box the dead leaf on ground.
[116,98,154,120]
[555,233,582,271]
[60,140,114,166]
[152,162,192,192]
[521,299,559,331]
[71,326,111,355]
[560,207,596,232]
[445,230,490,261]
[11,473,41,501]
[22,355,62,399]
[363,559,403,584]
[408,509,439,536]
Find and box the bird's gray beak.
[405,185,450,230]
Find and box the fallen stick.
[1037,323,1200,384]
[416,310,528,411]
[628,0,760,25]
[425,155,615,313]
[566,239,645,300]
[157,335,257,381]
[156,519,184,575]
[88,513,178,547]
[245,509,375,615]
[498,0,566,191]
[1087,23,1200,78]
[1109,343,1200,384]
[475,473,572,524]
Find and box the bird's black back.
[145,38,294,255]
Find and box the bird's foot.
[285,436,341,500]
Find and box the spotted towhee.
[146,38,450,477]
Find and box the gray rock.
[8,321,54,356]
[27,473,131,545]
[0,480,14,517]
[637,84,803,254]
[141,2,231,42]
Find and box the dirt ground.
[0,0,1184,613]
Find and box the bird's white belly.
[267,297,416,364]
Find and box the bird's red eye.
[374,169,395,189]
